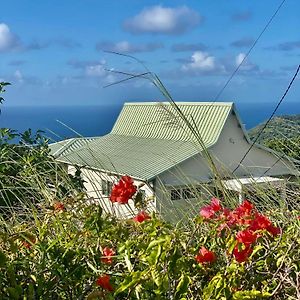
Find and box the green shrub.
[1,180,299,299]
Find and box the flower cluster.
[197,199,281,264]
[101,247,115,264]
[110,176,137,204]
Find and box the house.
[49,102,298,220]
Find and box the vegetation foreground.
[1,172,300,299]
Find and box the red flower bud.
[195,246,216,264]
[96,275,113,292]
[101,247,115,264]
[54,202,65,211]
[133,211,151,223]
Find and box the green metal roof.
[49,139,70,156]
[112,102,233,144]
[55,134,200,180]
[50,137,97,157]
[50,102,234,180]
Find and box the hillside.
[248,114,300,161]
[248,114,300,141]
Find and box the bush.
[1,177,299,299]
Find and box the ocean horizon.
[1,102,299,142]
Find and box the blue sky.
[1,0,299,106]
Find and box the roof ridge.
[123,101,234,106]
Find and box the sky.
[1,0,300,107]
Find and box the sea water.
[0,102,299,141]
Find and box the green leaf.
[174,273,190,300]
[151,269,163,287]
[203,274,225,300]
[114,271,143,295]
[251,245,264,257]
[86,261,99,273]
[147,237,167,250]
[169,246,181,273]
[124,249,133,272]
[147,244,162,266]
[233,290,271,299]
[7,286,22,300]
[276,255,285,268]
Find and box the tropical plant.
[0,177,299,299]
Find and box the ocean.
[0,102,299,142]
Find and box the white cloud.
[85,64,106,77]
[96,40,163,53]
[235,53,246,66]
[182,51,217,72]
[113,41,132,53]
[14,70,24,83]
[123,5,202,35]
[0,23,20,52]
[235,52,259,72]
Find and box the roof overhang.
[222,176,285,193]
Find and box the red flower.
[195,246,216,264]
[133,211,151,223]
[235,200,254,217]
[101,247,115,264]
[200,198,222,219]
[110,176,137,204]
[22,241,31,249]
[249,213,272,231]
[96,275,113,292]
[229,200,254,226]
[250,214,281,236]
[236,229,257,246]
[233,244,253,263]
[266,224,281,236]
[22,237,36,249]
[210,198,222,211]
[54,202,65,211]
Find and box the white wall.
[157,113,296,187]
[154,112,297,220]
[67,165,156,219]
[211,113,296,177]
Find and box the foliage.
[248,115,300,162]
[0,128,85,210]
[0,177,299,299]
[0,82,10,105]
[248,115,300,141]
[263,137,300,161]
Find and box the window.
[170,189,181,200]
[182,188,193,199]
[107,181,113,196]
[139,190,146,201]
[170,186,200,201]
[102,179,113,196]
